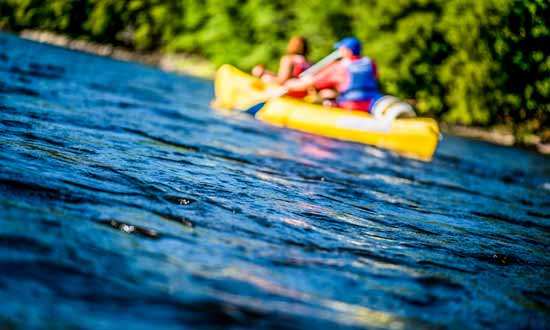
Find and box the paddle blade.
[244,102,265,116]
[242,87,287,115]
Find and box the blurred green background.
[1,0,548,140]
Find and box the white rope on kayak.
[372,96,416,121]
[336,96,417,133]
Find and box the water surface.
[1,33,549,330]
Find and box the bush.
[1,0,548,136]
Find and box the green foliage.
[1,0,548,135]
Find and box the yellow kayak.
[213,64,439,161]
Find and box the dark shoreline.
[8,29,549,155]
[16,29,216,79]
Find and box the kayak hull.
[213,64,439,161]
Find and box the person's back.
[313,38,380,111]
[339,57,378,99]
[335,55,380,111]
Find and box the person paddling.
[252,36,312,98]
[284,37,381,112]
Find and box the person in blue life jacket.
[285,37,382,112]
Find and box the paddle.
[244,50,341,115]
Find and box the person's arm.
[284,75,314,91]
[284,61,343,92]
[275,55,294,84]
[312,62,345,90]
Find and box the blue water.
[1,32,549,330]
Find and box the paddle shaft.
[299,49,340,78]
[264,50,341,99]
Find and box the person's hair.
[286,36,308,56]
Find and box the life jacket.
[289,55,311,78]
[337,57,379,102]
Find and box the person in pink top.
[285,37,382,112]
[252,36,312,98]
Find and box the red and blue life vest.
[337,57,380,103]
